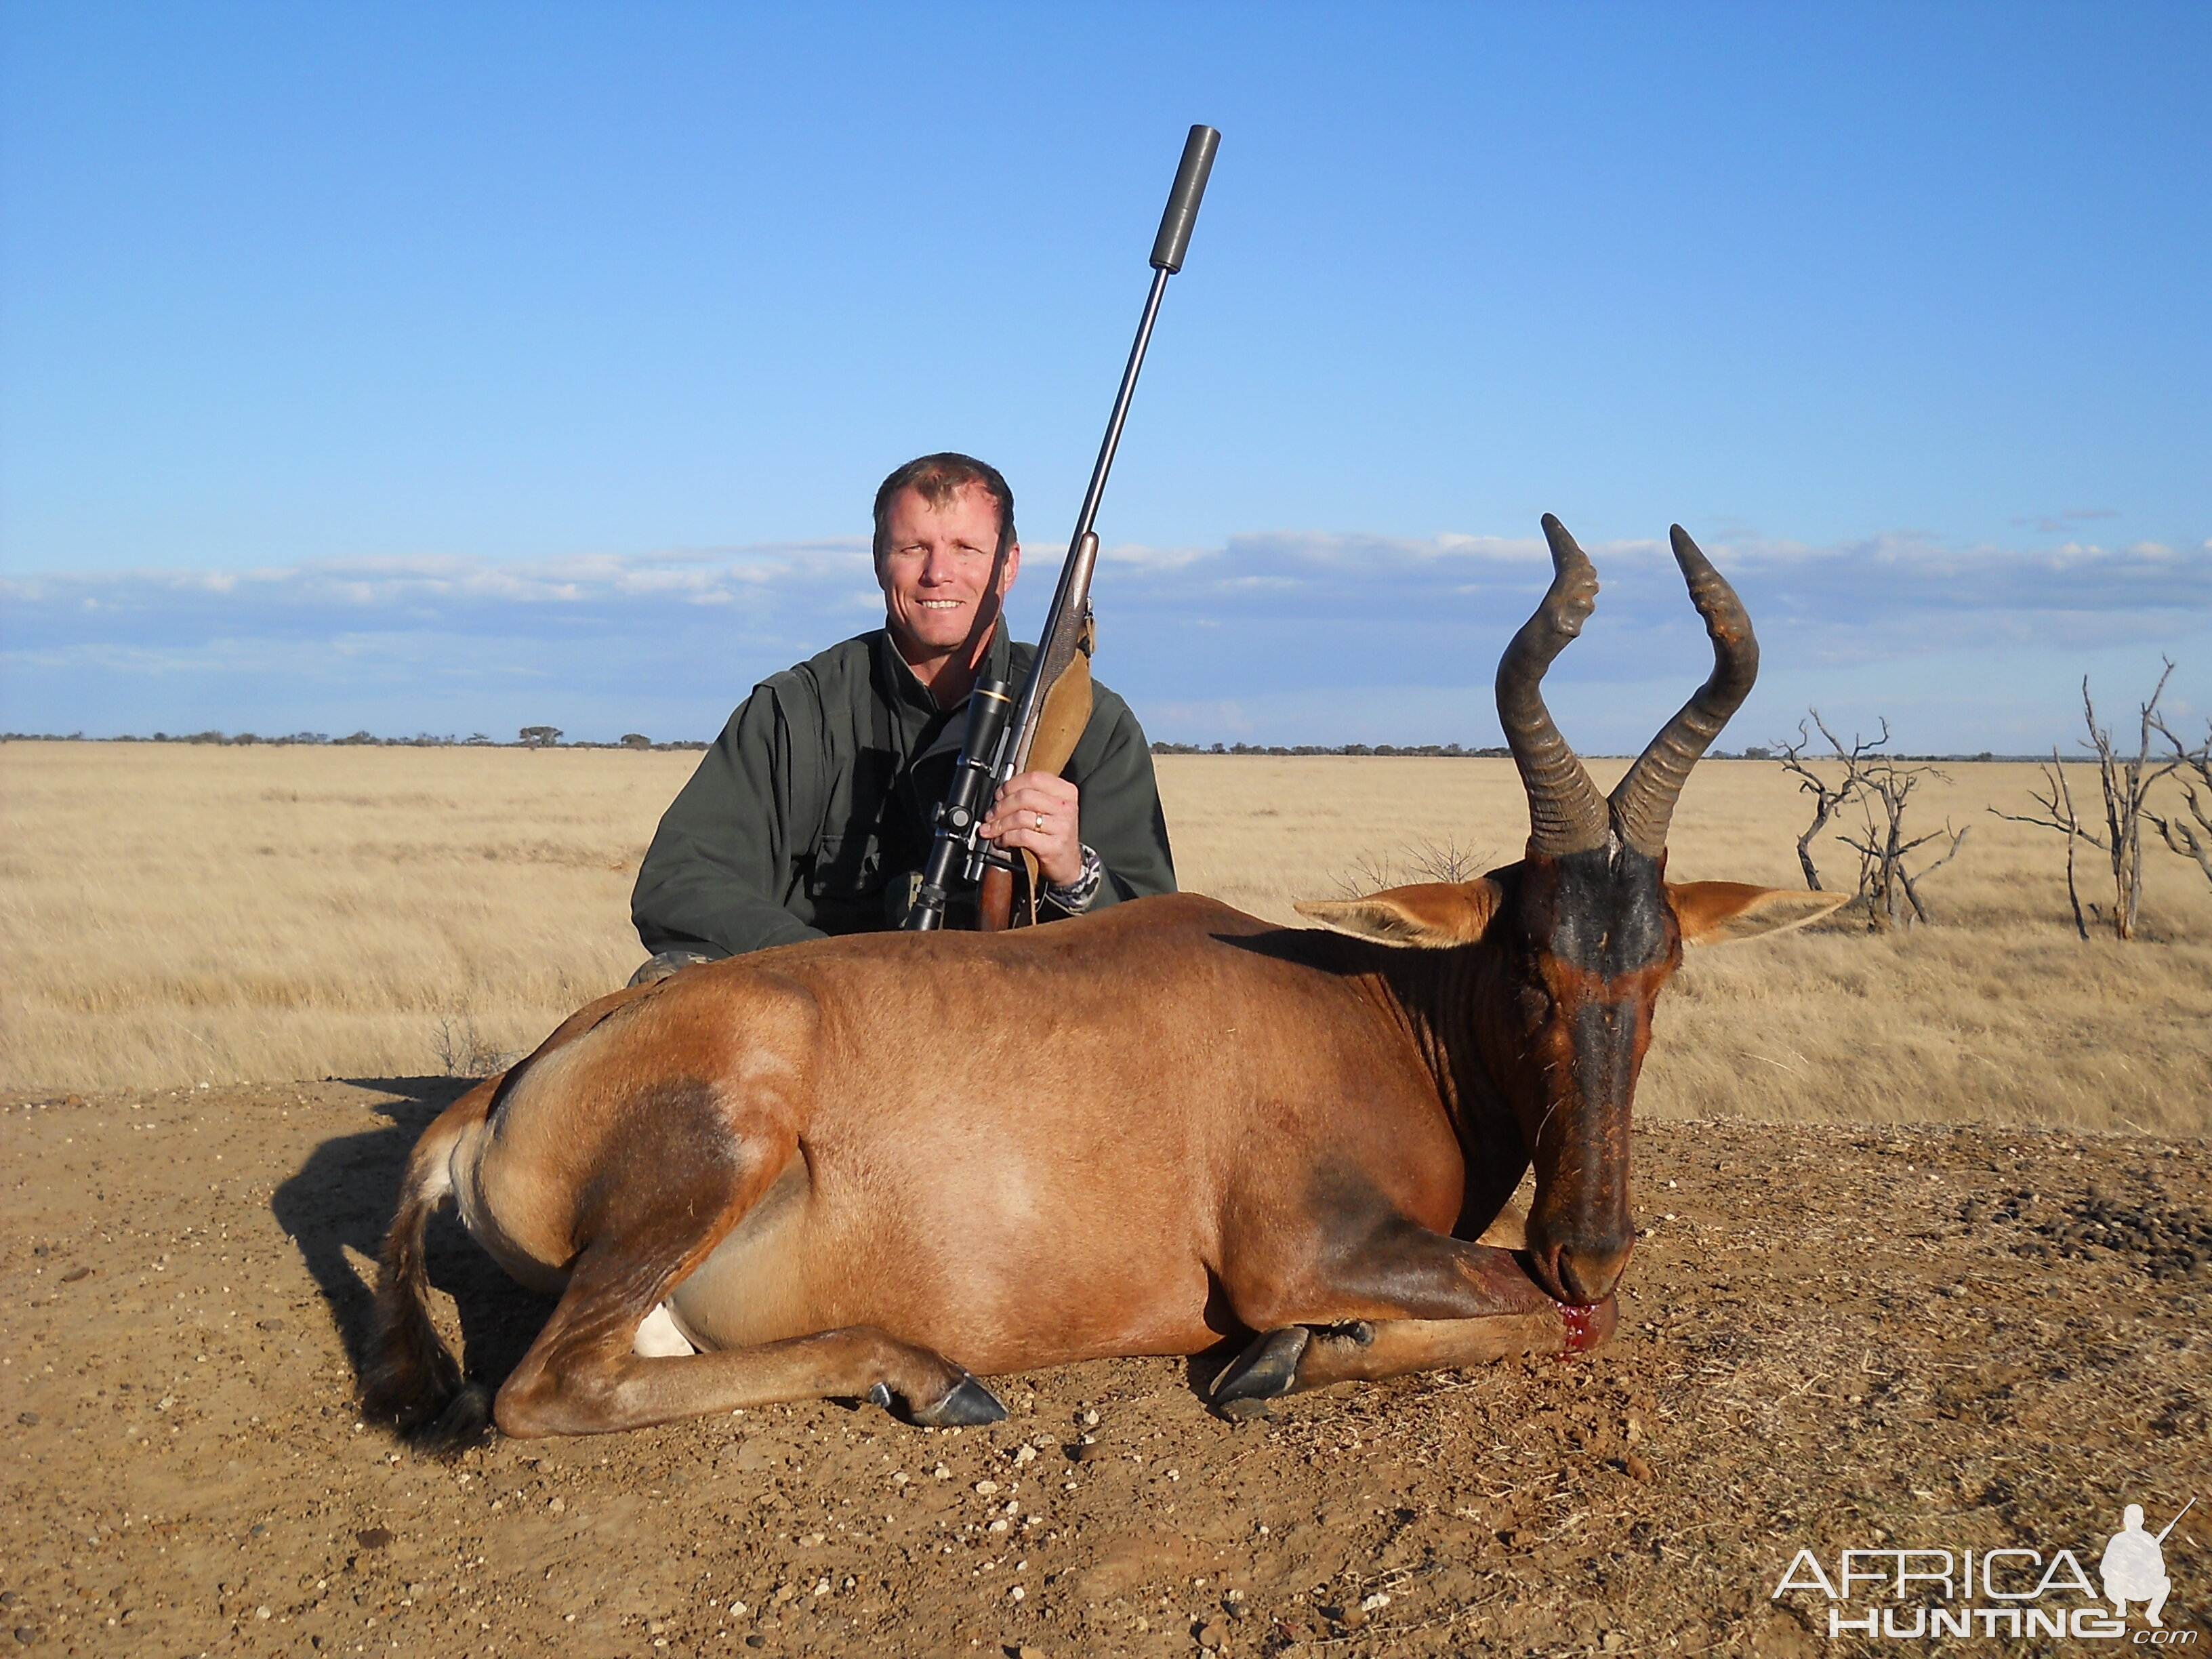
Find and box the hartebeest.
[367,516,1841,1441]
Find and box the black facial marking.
[1570,1000,1643,1115]
[1530,846,1673,977]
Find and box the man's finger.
[986,787,1076,825]
[994,772,1080,806]
[979,808,1083,887]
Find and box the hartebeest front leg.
[1210,1212,1612,1412]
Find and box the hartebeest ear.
[1668,882,1849,946]
[1295,880,1506,948]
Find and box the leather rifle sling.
[1012,613,1096,926]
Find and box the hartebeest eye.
[1515,984,1554,1027]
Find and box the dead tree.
[1776,712,1883,890]
[1838,762,1969,929]
[1774,710,1967,928]
[1991,663,2179,941]
[2149,716,2212,892]
[1989,750,2093,939]
[2086,665,2180,941]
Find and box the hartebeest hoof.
[1210,1326,1311,1413]
[914,1372,1008,1428]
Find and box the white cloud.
[4,528,2209,750]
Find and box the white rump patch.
[633,1302,698,1358]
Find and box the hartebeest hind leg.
[371,1048,1006,1441]
[493,1211,1008,1438]
[496,1312,1006,1439]
[486,1080,1004,1439]
[1210,1212,1610,1411]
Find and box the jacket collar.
[873,619,1013,717]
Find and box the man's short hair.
[872,453,1017,564]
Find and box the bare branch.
[2070,662,2182,939]
[2005,664,2184,939]
[1780,708,1964,928]
[1898,822,1970,925]
[2153,804,2212,886]
[1773,712,1884,892]
[2148,710,2212,894]
[1988,747,2093,938]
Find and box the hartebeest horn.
[1497,514,1610,856]
[1607,525,1759,857]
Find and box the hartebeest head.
[1300,515,1838,1307]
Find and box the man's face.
[876,483,1020,661]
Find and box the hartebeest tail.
[361,1080,497,1447]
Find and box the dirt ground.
[2,1081,2206,1658]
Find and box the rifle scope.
[905,678,1016,932]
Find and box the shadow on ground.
[270,1076,557,1405]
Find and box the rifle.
[2154,1496,2196,1544]
[904,123,1219,934]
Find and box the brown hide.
[469,893,1483,1376]
[422,872,1826,1433]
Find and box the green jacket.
[632,625,1176,958]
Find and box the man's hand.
[982,772,1084,889]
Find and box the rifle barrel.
[1072,264,1168,564]
[2154,1496,2196,1543]
[1008,124,1216,775]
[907,125,1214,935]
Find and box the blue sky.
[3,3,2207,750]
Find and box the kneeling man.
[630,453,1176,978]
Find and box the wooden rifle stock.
[977,864,1017,932]
[977,606,1098,931]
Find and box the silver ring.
[1034,811,1047,832]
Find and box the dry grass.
[0,743,674,1092]
[5,743,2211,1133]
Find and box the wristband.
[1044,844,1105,913]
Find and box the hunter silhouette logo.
[2104,1500,2192,1630]
[1771,1497,2199,1641]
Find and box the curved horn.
[1496,514,1610,856]
[1608,525,1759,857]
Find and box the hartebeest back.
[366,515,1842,1442]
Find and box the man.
[629,452,1175,978]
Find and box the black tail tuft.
[361,1162,466,1437]
[406,1382,493,1456]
